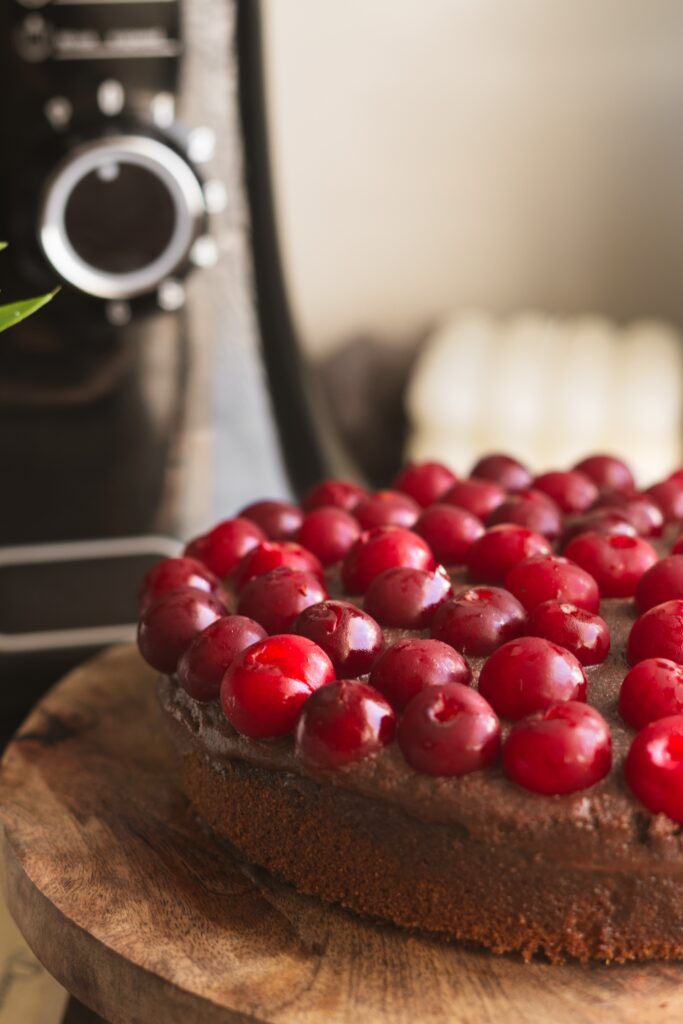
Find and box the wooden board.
[2,646,683,1024]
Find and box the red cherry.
[431,586,526,656]
[296,506,361,566]
[221,634,335,738]
[573,455,635,496]
[599,494,664,537]
[184,518,266,579]
[505,555,600,612]
[397,682,500,776]
[526,601,610,666]
[478,636,587,720]
[414,504,484,565]
[503,702,611,795]
[562,509,637,546]
[470,453,532,492]
[625,715,683,822]
[619,659,683,729]
[393,461,457,507]
[236,567,328,634]
[177,615,267,701]
[363,565,453,629]
[354,490,420,530]
[467,524,551,583]
[137,587,226,673]
[293,600,384,677]
[533,470,598,514]
[636,556,683,613]
[628,600,683,666]
[673,534,683,556]
[341,526,435,594]
[563,532,658,598]
[138,557,226,615]
[369,638,471,711]
[443,478,506,520]
[233,541,324,590]
[486,489,563,540]
[295,680,396,770]
[645,479,683,523]
[302,479,367,512]
[239,499,303,540]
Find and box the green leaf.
[0,288,60,334]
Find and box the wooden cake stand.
[1,645,683,1024]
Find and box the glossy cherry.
[233,541,324,591]
[138,556,226,615]
[369,638,471,711]
[221,634,335,738]
[414,504,484,565]
[293,600,384,677]
[562,509,637,546]
[341,526,435,594]
[573,455,635,496]
[526,601,610,666]
[467,524,551,583]
[600,494,664,537]
[363,565,453,629]
[302,479,367,512]
[563,532,658,598]
[137,587,227,674]
[443,478,506,520]
[645,479,683,523]
[478,636,587,720]
[236,567,328,634]
[177,615,267,701]
[486,489,563,540]
[184,518,266,579]
[296,506,362,566]
[619,659,683,730]
[505,555,600,613]
[431,586,526,657]
[503,702,611,795]
[625,716,683,822]
[393,461,457,507]
[470,453,532,492]
[635,556,683,613]
[354,490,420,530]
[295,681,396,770]
[239,499,303,540]
[627,600,683,666]
[533,470,598,514]
[397,682,500,776]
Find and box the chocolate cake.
[138,456,683,962]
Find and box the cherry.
[363,565,453,629]
[221,634,334,738]
[369,638,471,711]
[470,453,532,492]
[533,470,598,514]
[233,541,324,591]
[478,636,587,720]
[619,659,683,729]
[138,557,226,615]
[354,490,420,530]
[573,455,635,496]
[636,556,683,613]
[177,615,267,701]
[563,532,658,598]
[486,489,563,540]
[562,509,637,546]
[239,499,303,540]
[467,524,551,583]
[673,535,683,556]
[137,587,226,674]
[627,600,683,666]
[443,478,506,520]
[397,683,500,776]
[237,567,328,634]
[645,479,683,523]
[295,680,396,770]
[625,715,683,822]
[296,506,361,565]
[431,586,526,656]
[414,504,484,565]
[341,526,434,594]
[503,702,611,795]
[392,461,457,507]
[526,601,610,666]
[505,555,600,612]
[293,600,384,677]
[302,479,367,512]
[600,494,664,537]
[184,518,266,579]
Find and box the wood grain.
[1,645,683,1024]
